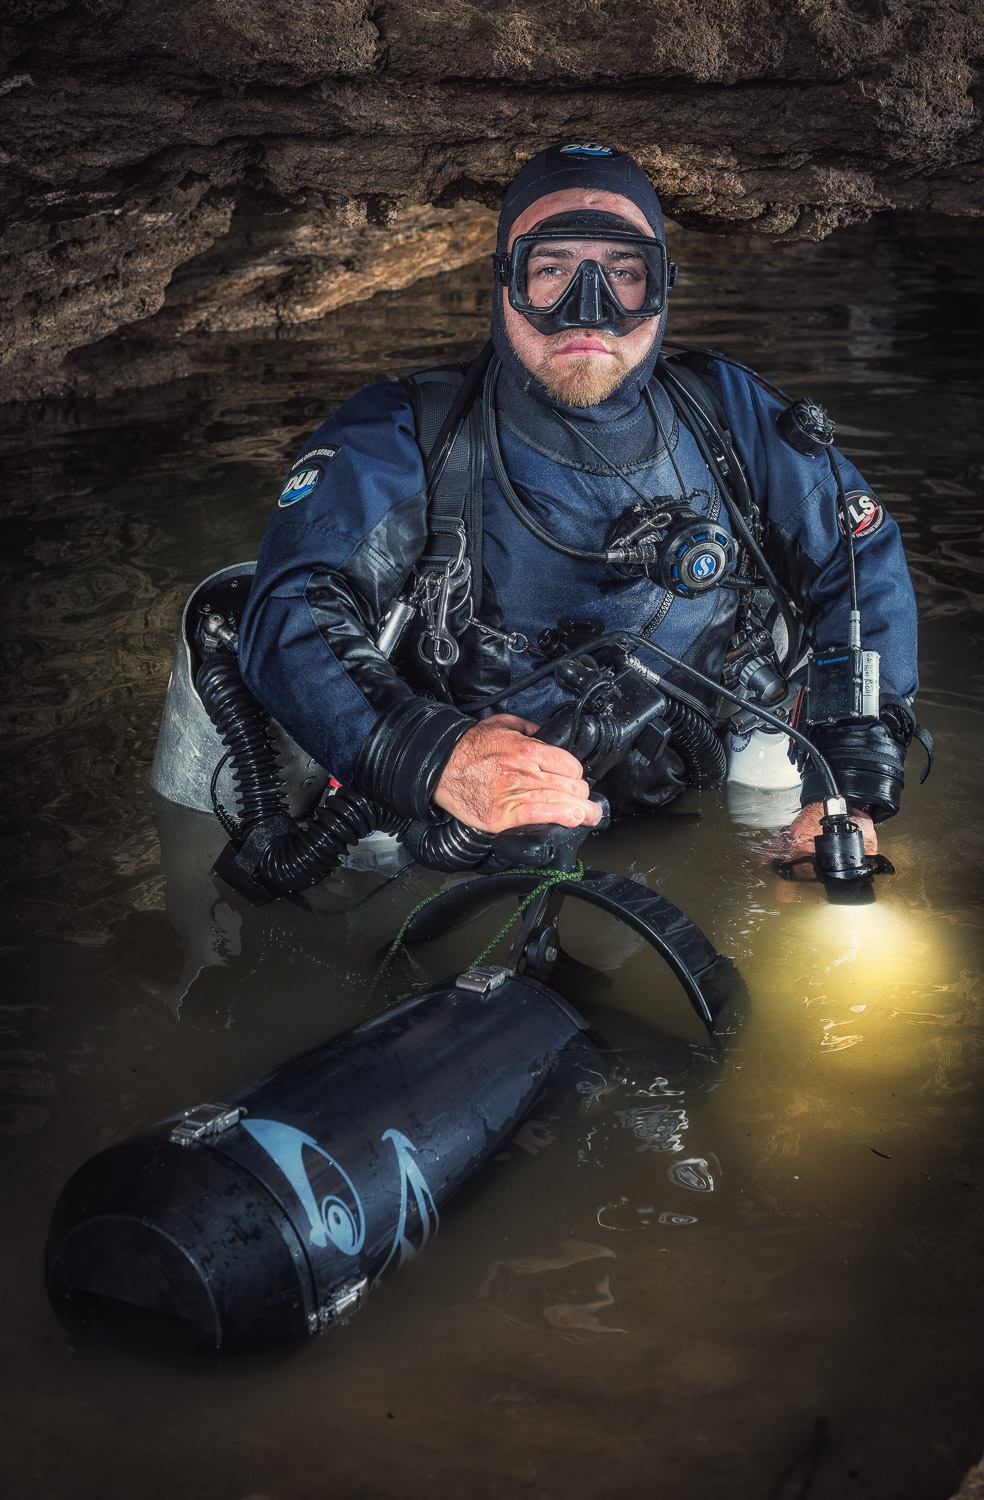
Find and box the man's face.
[503,188,664,408]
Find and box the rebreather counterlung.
[45,974,597,1349]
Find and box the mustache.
[543,329,622,352]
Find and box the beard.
[518,325,660,408]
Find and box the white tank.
[726,723,802,791]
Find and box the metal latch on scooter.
[169,1102,245,1147]
[456,965,511,995]
[308,1276,370,1335]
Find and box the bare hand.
[432,713,603,835]
[764,800,877,880]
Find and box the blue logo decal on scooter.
[242,1119,439,1273]
[377,1128,440,1275]
[241,1118,366,1253]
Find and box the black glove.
[796,700,932,823]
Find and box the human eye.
[605,254,644,282]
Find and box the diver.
[234,142,922,879]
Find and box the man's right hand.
[432,713,602,835]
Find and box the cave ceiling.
[1,0,981,399]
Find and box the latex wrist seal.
[353,698,474,822]
[798,719,906,823]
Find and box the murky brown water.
[1,214,983,1500]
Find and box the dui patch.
[277,445,339,507]
[837,490,885,540]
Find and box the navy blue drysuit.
[237,353,919,823]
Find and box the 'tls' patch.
[837,490,885,539]
[277,445,340,507]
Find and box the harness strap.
[404,344,490,612]
[658,354,801,671]
[662,355,732,441]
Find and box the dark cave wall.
[1,0,981,400]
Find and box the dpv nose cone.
[45,1139,313,1350]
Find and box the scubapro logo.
[691,552,718,581]
[837,490,885,540]
[560,142,614,156]
[278,464,322,507]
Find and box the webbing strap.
[661,354,732,440]
[405,358,487,612]
[881,691,935,783]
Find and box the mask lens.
[515,234,665,317]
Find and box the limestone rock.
[954,1455,984,1500]
[1,0,981,400]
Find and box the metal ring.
[418,633,459,667]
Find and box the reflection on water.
[1,212,983,1500]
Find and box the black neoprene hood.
[496,143,666,254]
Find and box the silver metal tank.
[149,562,332,819]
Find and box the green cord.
[464,861,584,970]
[369,860,585,1000]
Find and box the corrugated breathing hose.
[195,650,403,898]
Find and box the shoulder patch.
[837,490,885,540]
[277,445,339,508]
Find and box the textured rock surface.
[954,1456,984,1500]
[1,0,982,400]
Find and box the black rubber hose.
[258,796,405,894]
[401,815,494,872]
[196,650,403,897]
[483,360,612,563]
[662,697,727,789]
[195,655,285,829]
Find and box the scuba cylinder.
[151,563,407,901]
[722,623,801,791]
[46,973,597,1350]
[150,563,332,820]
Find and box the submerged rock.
[1,0,981,400]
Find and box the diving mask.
[493,210,677,338]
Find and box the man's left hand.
[764,801,877,880]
